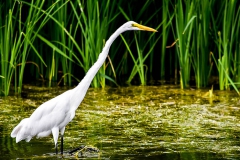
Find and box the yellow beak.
[133,23,157,32]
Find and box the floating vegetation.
[1,85,240,159]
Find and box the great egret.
[11,21,157,154]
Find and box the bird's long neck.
[70,26,126,110]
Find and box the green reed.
[210,0,240,93]
[0,0,47,95]
[160,0,172,80]
[191,0,212,88]
[0,2,18,96]
[29,0,78,86]
[36,0,120,88]
[1,0,240,96]
[232,16,240,88]
[118,1,161,85]
[17,0,46,93]
[17,0,71,90]
[173,0,196,89]
[69,0,120,88]
[47,1,71,86]
[0,0,73,95]
[211,0,240,91]
[121,26,161,85]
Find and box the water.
[1,85,240,159]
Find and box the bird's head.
[122,21,157,32]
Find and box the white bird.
[11,21,157,154]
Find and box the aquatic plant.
[0,0,48,95]
[211,0,240,92]
[191,0,212,88]
[118,1,161,85]
[172,0,196,89]
[1,0,240,95]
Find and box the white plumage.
[11,21,157,154]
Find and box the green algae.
[0,85,240,159]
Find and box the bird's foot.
[68,145,99,158]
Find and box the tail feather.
[11,118,31,143]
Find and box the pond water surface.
[1,85,240,159]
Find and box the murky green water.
[1,85,240,159]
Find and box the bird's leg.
[61,135,63,155]
[60,127,65,155]
[52,127,60,155]
[55,143,58,155]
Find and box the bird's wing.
[12,90,74,142]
